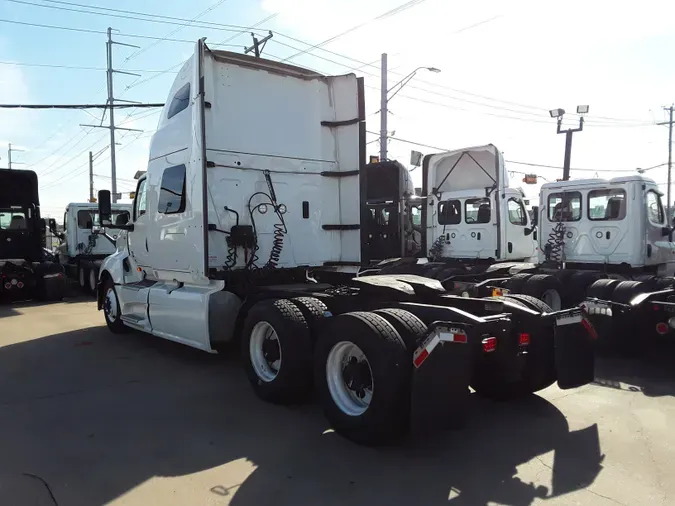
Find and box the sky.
[0,0,674,219]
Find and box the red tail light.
[655,322,668,335]
[482,337,497,353]
[518,333,530,346]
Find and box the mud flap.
[552,309,595,389]
[410,324,473,436]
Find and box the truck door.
[504,196,535,260]
[127,177,151,269]
[644,188,675,273]
[457,197,498,260]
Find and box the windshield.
[77,209,130,229]
[0,209,28,230]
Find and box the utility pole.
[7,143,24,169]
[379,53,388,161]
[658,105,674,222]
[81,28,142,204]
[89,151,94,202]
[244,31,273,58]
[106,27,118,203]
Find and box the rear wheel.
[102,278,129,333]
[505,273,532,293]
[88,267,98,294]
[523,274,563,310]
[373,308,427,352]
[78,264,89,292]
[315,311,410,446]
[241,299,313,404]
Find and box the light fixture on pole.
[380,53,440,161]
[550,105,589,180]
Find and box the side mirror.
[98,190,112,225]
[48,218,57,234]
[661,226,672,238]
[524,227,533,236]
[531,206,539,227]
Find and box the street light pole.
[378,54,440,162]
[550,106,588,181]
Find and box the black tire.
[101,277,129,333]
[241,299,313,405]
[34,262,66,302]
[586,278,620,300]
[314,311,410,446]
[475,294,556,397]
[291,296,332,340]
[373,308,427,352]
[650,277,674,290]
[609,281,646,356]
[77,264,89,292]
[565,271,604,305]
[505,273,532,293]
[611,280,645,304]
[522,274,564,310]
[88,267,99,294]
[504,293,553,313]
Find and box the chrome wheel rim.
[104,287,118,322]
[249,321,282,383]
[326,341,373,417]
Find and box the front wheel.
[102,278,128,333]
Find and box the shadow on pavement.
[0,326,604,506]
[593,341,675,397]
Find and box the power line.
[0,103,164,109]
[365,130,660,173]
[2,0,267,34]
[281,0,429,62]
[0,60,177,73]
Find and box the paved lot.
[0,297,674,506]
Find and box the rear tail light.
[482,337,497,353]
[16,281,24,289]
[655,322,669,335]
[3,282,11,290]
[518,333,530,346]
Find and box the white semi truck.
[367,146,675,350]
[93,40,597,446]
[54,203,131,293]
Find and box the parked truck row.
[82,41,600,446]
[362,148,675,351]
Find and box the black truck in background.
[0,169,67,301]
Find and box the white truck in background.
[54,203,131,293]
[92,40,596,446]
[369,146,675,350]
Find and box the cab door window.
[134,178,148,220]
[646,190,665,225]
[508,198,527,226]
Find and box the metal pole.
[89,151,94,202]
[379,53,388,161]
[667,105,673,223]
[562,130,573,181]
[107,27,118,204]
[8,143,11,170]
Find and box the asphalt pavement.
[0,296,674,506]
